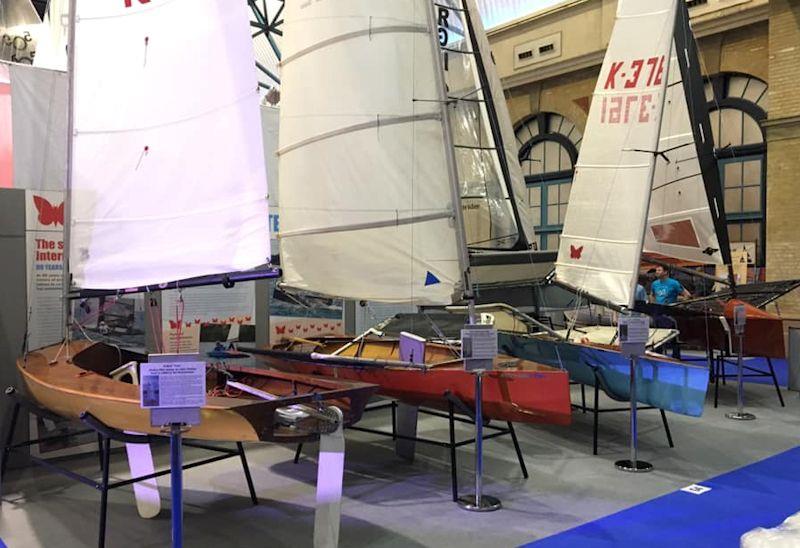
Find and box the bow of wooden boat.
[15,341,377,443]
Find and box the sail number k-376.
[599,56,665,125]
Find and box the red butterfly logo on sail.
[323,323,329,328]
[288,328,295,334]
[168,320,179,329]
[244,316,252,322]
[194,318,201,324]
[275,326,286,334]
[33,196,64,226]
[570,245,584,260]
[211,318,219,324]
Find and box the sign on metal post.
[141,353,205,548]
[615,314,653,473]
[727,304,756,421]
[618,314,649,358]
[733,303,746,336]
[461,324,497,371]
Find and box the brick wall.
[765,0,800,317]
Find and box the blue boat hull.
[497,333,709,417]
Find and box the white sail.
[463,0,534,249]
[33,0,69,71]
[438,0,531,251]
[555,0,677,307]
[7,63,68,191]
[644,42,724,265]
[69,0,270,290]
[278,0,461,305]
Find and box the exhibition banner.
[25,189,64,351]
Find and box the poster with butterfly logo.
[161,284,257,353]
[24,189,65,351]
[269,281,345,346]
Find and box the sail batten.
[69,0,270,290]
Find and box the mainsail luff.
[671,0,731,267]
[426,0,475,305]
[555,0,678,308]
[643,2,728,268]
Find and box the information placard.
[733,304,747,336]
[461,324,498,371]
[140,361,207,409]
[618,315,649,357]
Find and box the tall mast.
[61,0,77,355]
[673,0,736,290]
[426,1,476,323]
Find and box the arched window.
[704,73,767,266]
[515,112,582,250]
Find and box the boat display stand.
[710,350,784,409]
[570,374,674,456]
[0,388,258,548]
[294,395,528,503]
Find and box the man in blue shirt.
[650,266,690,359]
[650,266,691,304]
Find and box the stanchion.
[726,332,757,421]
[457,370,501,512]
[615,355,653,473]
[169,423,184,548]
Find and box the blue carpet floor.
[524,446,800,548]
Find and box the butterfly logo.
[194,318,201,324]
[211,318,219,324]
[316,327,323,332]
[244,316,252,322]
[570,245,584,260]
[168,319,180,329]
[275,325,286,334]
[185,322,191,328]
[33,196,64,226]
[323,323,329,328]
[288,328,295,334]
[309,323,316,329]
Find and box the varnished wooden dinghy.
[17,341,377,443]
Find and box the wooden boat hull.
[497,333,709,417]
[674,299,785,358]
[255,339,572,426]
[16,341,377,443]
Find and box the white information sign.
[618,315,650,357]
[461,324,498,371]
[139,361,207,409]
[733,304,747,336]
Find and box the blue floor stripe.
[523,446,800,548]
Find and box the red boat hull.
[676,299,785,358]
[264,358,571,425]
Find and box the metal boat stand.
[570,369,674,456]
[294,394,528,502]
[0,388,257,548]
[710,349,784,409]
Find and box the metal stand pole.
[726,334,756,421]
[615,356,653,473]
[458,371,501,511]
[170,424,183,548]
